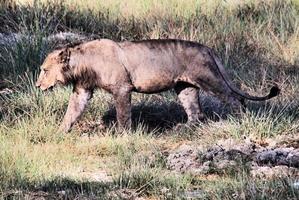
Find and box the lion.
[36,39,280,132]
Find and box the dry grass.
[0,0,298,199]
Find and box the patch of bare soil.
[166,137,299,178]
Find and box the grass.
[0,0,299,199]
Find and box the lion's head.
[36,48,70,90]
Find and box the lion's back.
[119,39,203,93]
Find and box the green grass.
[0,0,299,199]
[202,175,298,200]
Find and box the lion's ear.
[58,48,70,63]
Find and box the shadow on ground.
[101,94,231,132]
[2,177,114,199]
[100,91,297,133]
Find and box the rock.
[215,160,237,170]
[286,151,299,167]
[108,189,142,200]
[166,139,299,176]
[191,161,212,175]
[250,166,299,178]
[182,189,205,199]
[166,144,199,172]
[0,32,89,47]
[256,148,299,167]
[199,146,223,161]
[47,32,87,43]
[256,150,277,165]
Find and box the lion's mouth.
[39,81,66,91]
[39,84,54,91]
[47,86,54,91]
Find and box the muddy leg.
[187,65,243,118]
[189,78,243,118]
[59,88,91,133]
[218,94,243,118]
[113,87,132,129]
[231,96,243,117]
[175,84,205,123]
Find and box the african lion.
[36,39,280,132]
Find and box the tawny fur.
[36,39,279,132]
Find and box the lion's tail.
[210,50,280,101]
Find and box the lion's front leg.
[59,88,91,133]
[113,87,132,129]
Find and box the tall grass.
[0,0,298,199]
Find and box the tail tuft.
[268,85,280,98]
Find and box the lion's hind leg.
[113,85,132,130]
[193,80,243,118]
[220,95,244,118]
[174,82,205,123]
[187,62,244,119]
[196,78,243,118]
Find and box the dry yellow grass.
[0,0,298,199]
[15,0,299,17]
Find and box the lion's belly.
[122,43,185,93]
[130,65,181,93]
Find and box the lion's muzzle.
[35,80,41,87]
[35,79,53,91]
